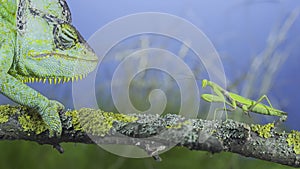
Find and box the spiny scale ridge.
[21,74,87,84]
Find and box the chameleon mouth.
[21,74,88,84]
[32,53,99,62]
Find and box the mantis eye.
[53,23,78,50]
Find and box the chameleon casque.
[0,0,98,136]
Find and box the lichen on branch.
[0,105,300,168]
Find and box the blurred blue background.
[68,0,300,130]
[0,0,300,169]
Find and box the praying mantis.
[201,79,287,122]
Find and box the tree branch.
[0,105,299,167]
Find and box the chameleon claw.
[41,100,64,138]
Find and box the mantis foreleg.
[201,94,237,120]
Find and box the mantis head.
[202,79,208,88]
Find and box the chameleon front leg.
[0,73,64,136]
[0,25,63,136]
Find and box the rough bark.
[0,105,299,167]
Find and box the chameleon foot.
[41,100,64,137]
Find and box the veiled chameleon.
[0,0,98,136]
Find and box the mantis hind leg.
[249,95,287,125]
[248,95,274,111]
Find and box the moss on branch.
[0,105,299,168]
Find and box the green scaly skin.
[0,0,98,137]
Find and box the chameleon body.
[0,0,98,136]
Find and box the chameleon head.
[15,0,99,82]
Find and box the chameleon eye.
[53,23,78,50]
